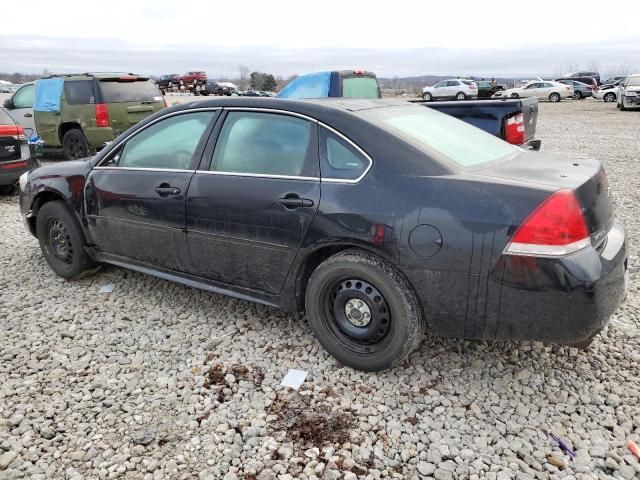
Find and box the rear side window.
[362,105,518,168]
[212,112,312,177]
[64,80,95,105]
[320,128,370,181]
[99,80,161,103]
[342,76,381,98]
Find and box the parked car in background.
[420,79,478,101]
[601,76,626,86]
[513,77,543,88]
[476,81,504,98]
[594,78,626,103]
[493,81,573,102]
[557,79,594,99]
[18,97,628,371]
[157,74,180,93]
[561,71,601,85]
[617,74,640,111]
[243,90,262,97]
[555,76,598,89]
[3,73,166,160]
[0,106,36,193]
[0,82,15,93]
[278,70,381,99]
[180,71,207,87]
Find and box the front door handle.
[277,194,314,209]
[24,113,33,118]
[154,184,181,196]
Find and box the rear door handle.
[277,195,314,209]
[154,185,181,196]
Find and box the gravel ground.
[1,100,639,480]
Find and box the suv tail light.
[0,125,26,140]
[95,103,110,127]
[505,189,590,257]
[504,113,526,145]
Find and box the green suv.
[3,73,166,160]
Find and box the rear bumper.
[0,159,34,186]
[405,221,627,345]
[494,220,627,344]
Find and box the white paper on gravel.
[99,283,115,294]
[280,369,308,389]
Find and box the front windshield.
[627,77,640,87]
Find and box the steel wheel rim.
[47,218,73,264]
[320,278,392,354]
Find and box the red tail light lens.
[95,103,110,127]
[505,113,526,145]
[505,189,590,256]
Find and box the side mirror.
[3,99,14,109]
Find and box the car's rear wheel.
[36,201,97,279]
[305,249,425,371]
[422,92,432,101]
[62,129,89,160]
[549,92,561,103]
[456,92,466,100]
[573,91,582,100]
[603,92,616,103]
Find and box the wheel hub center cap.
[345,299,371,327]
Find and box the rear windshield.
[99,80,161,103]
[342,76,381,98]
[360,105,519,168]
[0,108,15,125]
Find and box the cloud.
[1,35,639,78]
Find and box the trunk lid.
[477,151,614,243]
[97,77,165,135]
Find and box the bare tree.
[238,65,249,91]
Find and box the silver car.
[617,74,640,110]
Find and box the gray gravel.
[1,100,639,479]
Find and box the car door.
[6,83,35,133]
[84,109,219,271]
[521,83,540,98]
[185,109,320,294]
[432,81,447,99]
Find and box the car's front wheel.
[36,201,97,279]
[456,92,466,100]
[62,129,89,160]
[305,249,425,371]
[422,92,432,101]
[603,92,616,103]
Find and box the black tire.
[620,98,627,111]
[62,129,89,160]
[36,201,96,279]
[422,92,432,102]
[549,92,561,103]
[305,249,426,371]
[573,91,582,100]
[603,92,616,103]
[456,92,466,100]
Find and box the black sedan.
[18,98,628,371]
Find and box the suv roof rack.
[43,72,141,79]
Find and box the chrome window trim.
[94,106,374,184]
[95,107,222,168]
[194,170,318,181]
[93,166,195,173]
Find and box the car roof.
[44,72,147,80]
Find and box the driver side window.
[13,84,35,109]
[116,111,216,169]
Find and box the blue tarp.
[276,71,330,99]
[34,78,63,112]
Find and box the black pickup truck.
[424,97,540,150]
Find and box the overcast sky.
[1,0,639,78]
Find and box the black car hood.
[31,157,94,179]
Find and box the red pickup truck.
[180,71,207,86]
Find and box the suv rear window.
[342,77,381,98]
[99,80,161,103]
[64,80,95,105]
[361,105,519,168]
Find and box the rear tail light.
[353,69,364,75]
[505,189,590,257]
[0,125,26,140]
[505,113,526,145]
[95,103,110,127]
[0,160,28,170]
